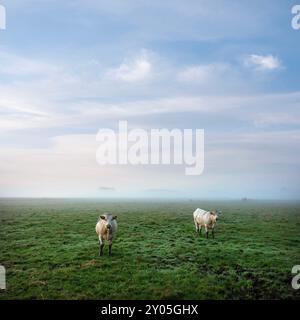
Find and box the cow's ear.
[100,215,106,220]
[113,215,117,220]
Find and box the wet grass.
[0,199,300,300]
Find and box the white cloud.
[177,63,230,83]
[244,54,281,71]
[1,85,300,133]
[106,53,152,82]
[177,63,231,84]
[0,52,60,77]
[254,113,300,127]
[64,92,300,130]
[0,50,292,134]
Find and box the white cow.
[95,213,118,256]
[193,208,220,239]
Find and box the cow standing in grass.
[96,213,118,256]
[193,208,220,239]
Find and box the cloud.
[106,52,152,82]
[244,54,281,71]
[0,50,292,134]
[0,52,59,77]
[177,63,230,83]
[66,91,300,130]
[2,84,300,133]
[254,113,300,127]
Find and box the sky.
[0,0,300,199]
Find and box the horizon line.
[0,197,299,202]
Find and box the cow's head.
[100,213,117,231]
[210,210,221,222]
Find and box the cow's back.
[193,208,210,225]
[193,208,207,218]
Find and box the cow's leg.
[199,226,202,236]
[212,228,215,239]
[108,239,113,256]
[205,225,209,239]
[194,221,199,233]
[99,236,104,256]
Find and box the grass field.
[0,198,300,300]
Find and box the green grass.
[0,199,300,300]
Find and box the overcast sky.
[0,0,299,199]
